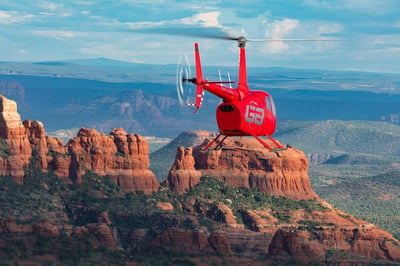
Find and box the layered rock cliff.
[164,136,400,264]
[0,95,158,194]
[0,95,32,184]
[66,127,159,194]
[167,137,317,200]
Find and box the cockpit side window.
[266,96,271,111]
[265,95,276,116]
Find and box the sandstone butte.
[165,135,400,263]
[167,138,317,200]
[0,95,159,194]
[1,94,400,264]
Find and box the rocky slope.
[164,138,400,264]
[0,94,399,264]
[0,95,158,194]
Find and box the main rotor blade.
[129,26,237,40]
[128,26,344,43]
[249,38,344,42]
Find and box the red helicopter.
[177,36,286,151]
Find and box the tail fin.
[193,43,204,113]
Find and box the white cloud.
[125,11,224,30]
[179,11,221,27]
[263,19,299,53]
[259,18,343,54]
[0,10,35,24]
[126,20,167,29]
[32,30,87,39]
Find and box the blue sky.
[1,0,399,73]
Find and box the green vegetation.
[0,138,10,158]
[0,158,332,264]
[0,168,66,224]
[0,233,127,265]
[276,120,400,157]
[314,169,400,240]
[274,120,400,241]
[178,176,328,224]
[2,117,400,264]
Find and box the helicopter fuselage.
[200,82,277,137]
[216,91,276,137]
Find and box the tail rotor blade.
[176,53,192,106]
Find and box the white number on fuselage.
[245,105,264,126]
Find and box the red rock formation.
[1,95,399,264]
[207,203,244,229]
[66,127,159,194]
[24,120,48,169]
[147,197,400,264]
[150,227,233,255]
[0,95,158,194]
[86,223,122,250]
[0,95,32,184]
[163,137,400,264]
[0,218,33,234]
[32,220,60,237]
[267,224,400,264]
[166,147,202,194]
[241,209,278,233]
[167,137,317,200]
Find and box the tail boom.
[192,43,240,106]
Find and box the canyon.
[0,95,399,265]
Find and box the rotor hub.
[237,36,247,48]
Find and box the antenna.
[227,72,232,88]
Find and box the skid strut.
[202,133,288,152]
[202,133,228,151]
[251,134,287,151]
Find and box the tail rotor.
[176,53,193,106]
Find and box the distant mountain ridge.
[1,58,400,137]
[1,58,399,91]
[275,120,400,157]
[1,75,400,137]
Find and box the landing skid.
[202,133,289,152]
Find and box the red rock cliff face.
[265,208,400,264]
[167,137,317,200]
[166,146,202,194]
[0,95,32,184]
[0,95,158,194]
[66,128,159,194]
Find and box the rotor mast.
[237,37,249,95]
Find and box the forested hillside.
[275,120,400,239]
